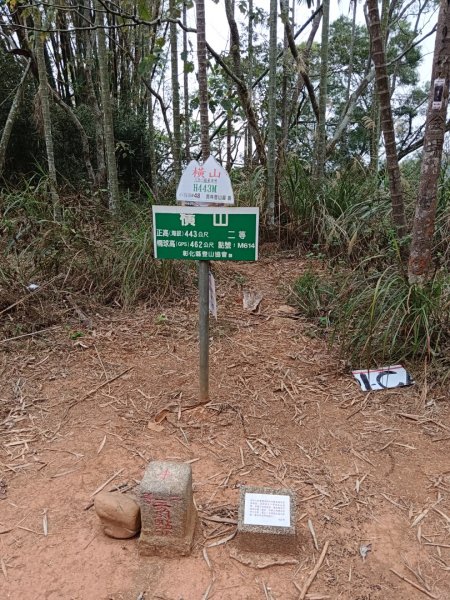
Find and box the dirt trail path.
[1,253,449,600]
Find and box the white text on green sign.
[152,206,259,261]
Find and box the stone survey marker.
[237,486,297,555]
[138,461,196,557]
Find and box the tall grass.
[0,180,191,314]
[280,158,392,258]
[290,265,450,367]
[284,156,450,368]
[334,266,450,366]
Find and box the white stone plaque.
[243,493,290,528]
[176,156,234,205]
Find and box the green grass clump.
[290,270,336,323]
[0,180,191,312]
[334,266,450,366]
[289,264,450,369]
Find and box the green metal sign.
[152,206,259,261]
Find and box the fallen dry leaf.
[147,421,164,432]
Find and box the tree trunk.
[183,1,191,162]
[280,0,290,152]
[246,0,254,168]
[95,0,120,211]
[281,0,319,122]
[367,0,407,241]
[148,93,157,196]
[224,0,266,166]
[49,85,95,186]
[267,0,278,225]
[35,11,60,214]
[84,24,106,187]
[346,0,357,105]
[314,0,330,181]
[196,0,210,159]
[195,0,210,403]
[368,0,389,174]
[408,0,450,283]
[0,60,30,178]
[226,97,232,171]
[170,0,182,181]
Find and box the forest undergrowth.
[1,159,449,376]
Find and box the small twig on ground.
[390,568,438,599]
[350,448,375,467]
[202,579,214,600]
[0,326,61,344]
[297,540,330,600]
[206,529,237,547]
[62,367,133,420]
[83,532,98,550]
[308,519,319,551]
[42,508,48,536]
[90,468,125,498]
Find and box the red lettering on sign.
[141,493,182,535]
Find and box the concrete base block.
[138,461,197,557]
[237,486,297,556]
[139,500,196,557]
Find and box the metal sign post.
[153,205,259,402]
[154,161,259,402]
[198,260,209,401]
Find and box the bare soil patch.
[1,252,449,599]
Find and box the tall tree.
[182,1,191,162]
[314,0,330,180]
[196,0,210,402]
[408,0,450,283]
[0,60,30,178]
[170,0,182,180]
[245,0,254,168]
[366,0,406,241]
[224,0,266,166]
[35,9,60,213]
[267,0,278,224]
[94,0,120,211]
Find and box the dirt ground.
[1,252,450,600]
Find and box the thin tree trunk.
[195,0,210,403]
[35,10,60,213]
[246,0,254,168]
[85,25,106,187]
[170,0,182,180]
[267,0,278,225]
[226,99,232,171]
[314,0,330,181]
[368,0,389,174]
[346,0,358,105]
[0,60,30,178]
[49,85,95,186]
[196,0,210,159]
[147,0,161,197]
[95,0,120,211]
[280,0,290,152]
[148,93,157,196]
[224,0,266,166]
[281,0,319,122]
[408,0,450,283]
[286,7,321,134]
[183,1,191,162]
[367,0,406,241]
